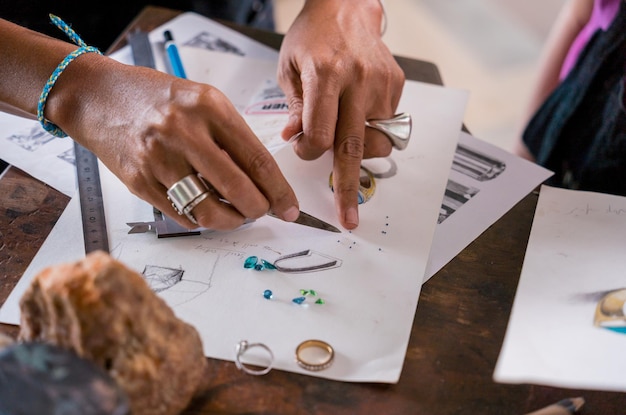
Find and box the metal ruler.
[75,141,109,254]
[74,30,155,254]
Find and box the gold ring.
[295,339,334,371]
[329,166,376,204]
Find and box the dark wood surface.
[1,5,624,414]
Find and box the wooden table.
[1,6,625,414]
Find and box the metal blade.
[268,210,341,233]
[126,222,153,234]
[294,211,341,233]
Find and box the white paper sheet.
[424,132,553,281]
[493,185,626,392]
[0,80,468,383]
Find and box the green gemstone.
[299,289,309,296]
[261,260,276,270]
[315,298,325,305]
[309,289,318,296]
[244,256,258,269]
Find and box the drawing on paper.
[57,148,75,165]
[141,264,211,307]
[184,31,244,56]
[272,249,342,273]
[6,124,56,152]
[142,265,185,293]
[439,179,480,223]
[452,143,506,181]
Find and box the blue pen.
[163,30,187,78]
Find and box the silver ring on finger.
[365,112,412,150]
[167,174,209,224]
[182,191,210,224]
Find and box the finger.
[293,65,341,161]
[363,128,393,159]
[332,91,367,230]
[129,170,247,231]
[196,106,300,223]
[277,62,304,142]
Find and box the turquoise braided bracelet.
[37,14,101,137]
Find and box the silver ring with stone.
[167,174,209,223]
[234,340,274,376]
[365,112,412,150]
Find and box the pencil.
[523,397,585,415]
[163,30,187,79]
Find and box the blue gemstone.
[263,290,273,299]
[292,296,306,305]
[261,259,276,270]
[244,256,258,269]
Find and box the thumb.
[280,91,304,142]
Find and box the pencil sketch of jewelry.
[6,123,56,152]
[57,147,75,165]
[273,250,342,273]
[452,144,506,181]
[183,32,244,56]
[141,264,211,307]
[439,179,480,223]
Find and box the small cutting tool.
[127,208,340,238]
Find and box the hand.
[277,0,405,229]
[49,55,300,230]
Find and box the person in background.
[0,0,404,230]
[514,0,625,195]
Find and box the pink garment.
[560,0,622,79]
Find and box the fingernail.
[283,206,300,222]
[344,207,359,228]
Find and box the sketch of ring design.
[329,166,376,205]
[295,339,335,371]
[273,250,341,273]
[594,288,626,334]
[234,340,274,376]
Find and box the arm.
[277,0,405,229]
[0,18,299,230]
[513,0,594,160]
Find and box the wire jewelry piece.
[234,340,274,376]
[295,339,335,371]
[166,174,210,224]
[272,250,339,273]
[365,112,412,150]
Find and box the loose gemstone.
[315,298,325,305]
[254,263,264,271]
[263,289,273,299]
[308,289,318,296]
[292,296,306,305]
[261,260,276,270]
[244,256,258,269]
[299,289,309,296]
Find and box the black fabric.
[0,0,275,51]
[522,1,626,195]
